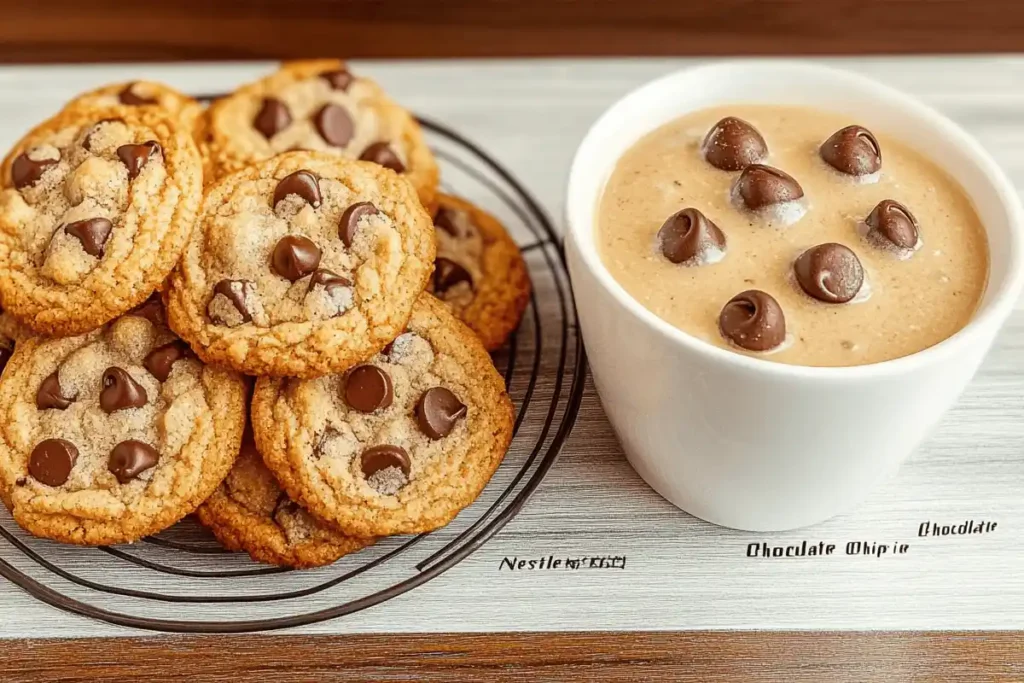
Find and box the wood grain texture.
[6,632,1024,682]
[1,0,1024,62]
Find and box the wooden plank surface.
[1,0,1024,62]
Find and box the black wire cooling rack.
[0,114,587,633]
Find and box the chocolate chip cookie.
[202,60,439,209]
[196,422,374,568]
[64,80,202,137]
[166,151,435,377]
[252,294,514,537]
[0,306,246,545]
[0,106,202,336]
[429,194,530,350]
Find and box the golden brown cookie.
[0,304,246,545]
[202,60,438,209]
[0,106,202,336]
[253,293,514,537]
[63,80,203,138]
[196,422,374,568]
[429,194,531,350]
[166,152,435,378]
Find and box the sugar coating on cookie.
[253,294,514,537]
[0,303,246,545]
[166,152,435,377]
[0,106,201,336]
[197,426,373,568]
[203,60,438,208]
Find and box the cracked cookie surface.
[253,293,513,537]
[429,194,531,350]
[166,152,435,377]
[202,60,438,209]
[0,106,202,336]
[0,303,246,545]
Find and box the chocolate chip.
[719,290,787,352]
[273,170,322,208]
[272,235,322,282]
[29,439,78,486]
[657,208,726,265]
[254,97,292,139]
[820,125,881,176]
[866,199,919,251]
[794,243,864,304]
[116,141,161,180]
[701,117,768,171]
[360,444,411,478]
[434,257,473,294]
[12,151,58,190]
[307,268,351,295]
[321,69,355,91]
[415,387,467,440]
[36,371,75,410]
[433,207,461,236]
[339,202,379,247]
[314,104,354,147]
[144,340,191,382]
[209,279,255,324]
[118,83,157,106]
[130,292,164,325]
[100,367,148,413]
[344,364,393,413]
[108,440,159,484]
[734,164,804,210]
[359,142,405,173]
[0,339,12,375]
[64,217,113,258]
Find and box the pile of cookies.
[0,60,530,568]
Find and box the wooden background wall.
[2,0,1023,62]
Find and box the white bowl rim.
[565,59,1024,381]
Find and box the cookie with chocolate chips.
[428,194,530,351]
[166,152,435,377]
[201,59,439,209]
[0,105,202,336]
[0,302,246,545]
[197,420,375,568]
[252,294,514,537]
[63,80,204,144]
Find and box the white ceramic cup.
[565,60,1024,531]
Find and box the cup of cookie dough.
[565,61,1024,531]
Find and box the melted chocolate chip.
[314,104,355,147]
[657,208,726,265]
[734,164,804,210]
[29,439,78,486]
[108,440,159,484]
[433,207,462,236]
[254,97,292,139]
[307,268,351,295]
[820,125,882,176]
[344,364,394,413]
[272,235,322,282]
[0,338,12,375]
[118,83,157,106]
[794,243,864,304]
[359,142,405,173]
[64,217,113,258]
[36,371,75,410]
[130,293,164,325]
[865,199,919,251]
[415,387,467,440]
[12,151,58,190]
[360,444,411,477]
[321,69,355,91]
[701,117,768,171]
[434,257,473,294]
[144,340,191,382]
[100,367,148,413]
[719,290,787,352]
[339,202,379,247]
[209,279,255,325]
[116,141,161,180]
[273,170,322,208]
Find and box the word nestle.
[499,555,627,571]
